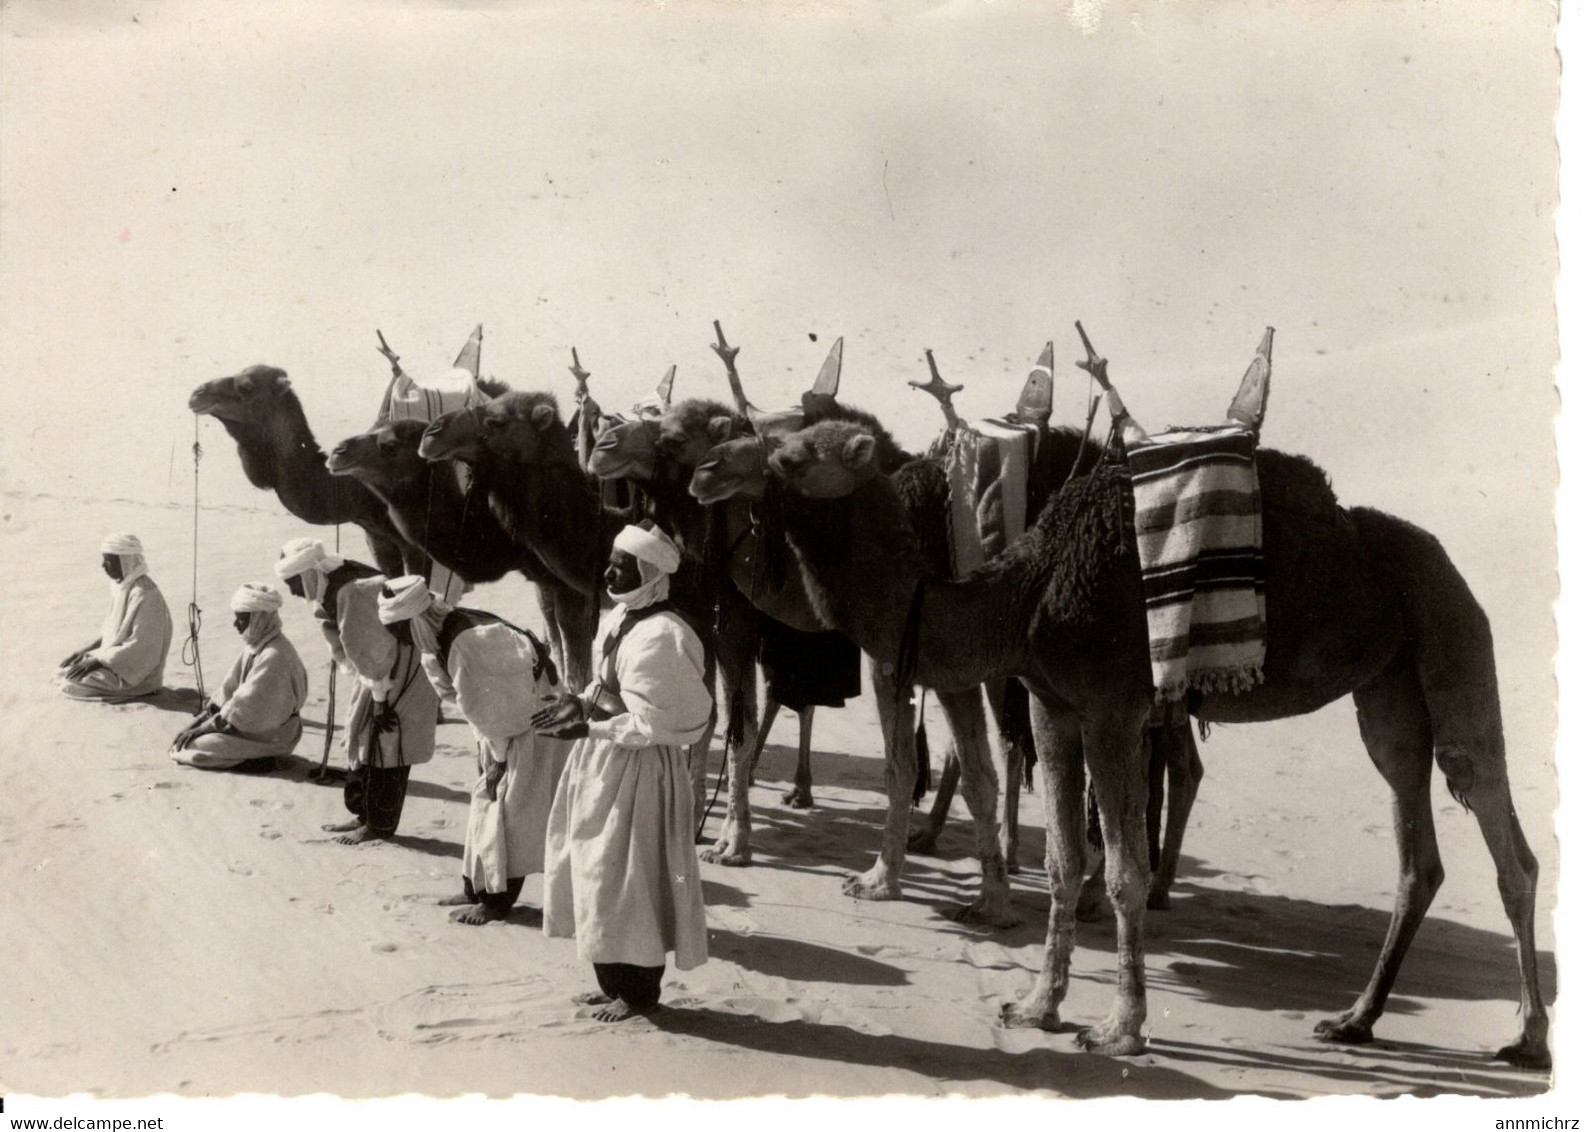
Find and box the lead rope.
[182,416,207,709]
[314,523,342,780]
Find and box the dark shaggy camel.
[689,404,1016,925]
[189,365,421,577]
[417,391,622,690]
[722,416,1547,1067]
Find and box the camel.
[189,365,421,577]
[420,389,763,839]
[686,396,1017,925]
[416,391,619,690]
[702,413,1547,1067]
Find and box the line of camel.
[186,324,1549,1071]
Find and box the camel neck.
[479,452,613,595]
[225,397,358,525]
[780,475,1035,690]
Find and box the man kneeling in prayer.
[58,533,173,702]
[533,522,712,1022]
[377,575,573,925]
[171,583,307,770]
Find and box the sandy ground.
[0,0,1574,1119]
[0,475,1558,1102]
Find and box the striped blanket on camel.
[1127,425,1266,701]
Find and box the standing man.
[276,537,438,844]
[376,575,572,925]
[58,533,173,702]
[534,523,713,1022]
[171,582,308,769]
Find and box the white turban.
[230,582,284,613]
[275,537,344,582]
[100,532,144,556]
[377,575,434,625]
[613,524,682,575]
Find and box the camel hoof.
[1077,1026,1147,1056]
[906,830,941,855]
[841,873,902,902]
[950,898,1020,929]
[1313,1013,1374,1045]
[999,1001,1060,1032]
[1495,1036,1552,1071]
[781,788,813,809]
[1146,888,1173,911]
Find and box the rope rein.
[182,416,207,708]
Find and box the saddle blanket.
[943,418,1037,576]
[1127,426,1266,701]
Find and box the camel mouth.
[188,386,231,414]
[417,419,470,463]
[325,444,360,475]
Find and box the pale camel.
[715,415,1547,1067]
[189,365,421,577]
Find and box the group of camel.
[186,325,1549,1070]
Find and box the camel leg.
[535,584,565,682]
[989,678,1034,873]
[363,527,410,579]
[842,664,914,901]
[1315,654,1443,1047]
[782,706,815,809]
[1001,697,1085,1031]
[551,585,595,692]
[1148,720,1203,910]
[699,618,760,868]
[908,742,960,855]
[1075,713,1152,1056]
[939,686,1015,927]
[1469,782,1549,1068]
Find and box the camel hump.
[1255,448,1339,519]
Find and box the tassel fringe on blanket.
[1127,425,1267,702]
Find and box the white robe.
[336,576,438,769]
[58,574,173,700]
[171,629,308,768]
[420,614,572,892]
[543,604,713,969]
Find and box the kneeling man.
[377,575,572,924]
[534,523,713,1021]
[171,583,307,769]
[58,533,173,702]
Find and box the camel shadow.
[706,929,910,987]
[702,879,752,909]
[652,1006,1249,1099]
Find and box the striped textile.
[1127,426,1265,701]
[943,418,1037,576]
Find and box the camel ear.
[530,403,557,431]
[841,432,877,470]
[707,416,734,444]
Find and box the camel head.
[689,432,771,504]
[420,391,569,468]
[588,414,661,481]
[327,420,429,486]
[768,420,879,499]
[657,398,745,473]
[188,365,294,422]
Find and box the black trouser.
[344,763,412,836]
[593,963,665,1010]
[463,875,524,910]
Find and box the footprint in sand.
[227,863,254,877]
[249,798,294,811]
[149,781,189,792]
[259,827,282,840]
[49,817,86,831]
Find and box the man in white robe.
[533,522,713,1021]
[58,533,173,702]
[377,575,572,924]
[171,583,308,769]
[276,537,438,843]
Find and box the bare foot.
[437,893,477,907]
[321,817,362,833]
[594,997,654,1023]
[572,990,613,1006]
[334,825,388,845]
[449,903,509,925]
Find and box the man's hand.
[483,758,507,802]
[64,657,104,682]
[543,721,589,741]
[60,646,90,669]
[373,703,400,733]
[531,693,585,734]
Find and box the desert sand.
[0,0,1574,1122]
